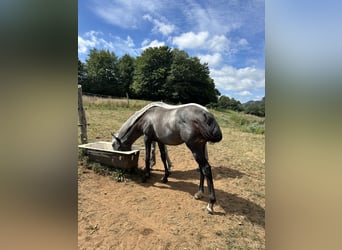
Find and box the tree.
[85,49,121,96]
[218,95,244,112]
[166,49,218,105]
[165,49,192,102]
[79,46,221,105]
[244,97,265,117]
[117,54,135,97]
[217,95,231,109]
[132,46,173,100]
[78,58,87,85]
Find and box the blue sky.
[78,0,264,103]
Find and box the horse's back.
[143,103,222,144]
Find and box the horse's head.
[111,133,131,151]
[111,132,121,150]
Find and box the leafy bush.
[241,122,265,134]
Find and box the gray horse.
[112,102,222,214]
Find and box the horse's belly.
[154,125,183,145]
[156,133,183,145]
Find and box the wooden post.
[126,92,130,108]
[78,85,88,144]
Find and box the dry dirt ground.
[78,129,265,249]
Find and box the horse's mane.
[116,102,208,137]
[156,102,208,111]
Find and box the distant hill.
[243,97,265,117]
[243,99,263,107]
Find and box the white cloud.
[78,31,138,57]
[142,14,153,22]
[172,31,209,49]
[141,39,165,50]
[113,35,135,49]
[125,36,135,48]
[181,0,249,35]
[112,36,138,56]
[172,31,229,52]
[207,35,230,52]
[254,95,264,101]
[78,36,95,54]
[197,53,222,67]
[238,38,248,46]
[141,39,150,47]
[210,65,264,92]
[88,0,264,36]
[78,31,103,54]
[143,14,176,36]
[91,0,162,29]
[245,58,259,67]
[238,90,252,96]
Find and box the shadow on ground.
[135,167,264,228]
[150,165,245,180]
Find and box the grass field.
[81,95,264,141]
[78,96,265,249]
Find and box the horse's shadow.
[151,165,245,180]
[135,166,265,228]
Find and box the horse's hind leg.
[158,143,170,183]
[165,146,173,172]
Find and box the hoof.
[207,203,214,215]
[141,173,150,183]
[194,191,204,200]
[161,177,168,183]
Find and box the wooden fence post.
[78,85,88,144]
[126,92,130,108]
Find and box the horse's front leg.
[158,143,170,183]
[142,137,152,182]
[150,141,156,168]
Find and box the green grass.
[82,95,150,110]
[82,96,265,135]
[212,109,265,135]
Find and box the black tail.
[197,112,222,143]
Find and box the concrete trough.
[79,141,140,170]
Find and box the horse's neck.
[119,121,143,147]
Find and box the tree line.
[78,46,264,116]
